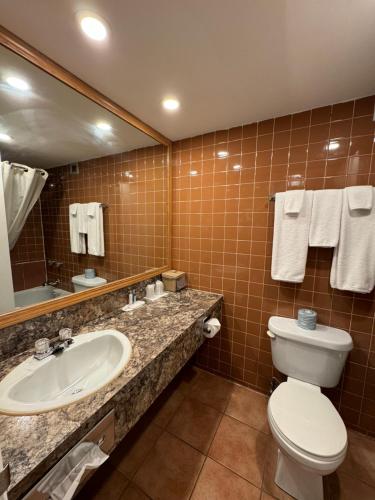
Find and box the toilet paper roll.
[84,268,96,279]
[203,318,221,338]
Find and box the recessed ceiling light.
[190,170,198,176]
[6,76,30,91]
[217,150,228,158]
[80,15,108,41]
[233,164,241,170]
[96,121,112,131]
[0,132,12,143]
[162,98,180,111]
[327,141,340,151]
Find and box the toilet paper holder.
[202,316,221,336]
[202,315,212,333]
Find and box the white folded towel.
[87,203,96,218]
[87,202,105,257]
[284,189,305,215]
[330,187,375,293]
[271,191,313,283]
[347,185,373,211]
[69,204,86,254]
[69,204,78,216]
[309,190,342,247]
[77,203,88,234]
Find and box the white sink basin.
[0,329,132,415]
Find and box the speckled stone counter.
[0,289,222,499]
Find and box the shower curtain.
[1,161,48,249]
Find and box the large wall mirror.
[0,29,171,326]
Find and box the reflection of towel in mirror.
[87,203,105,256]
[77,203,88,234]
[69,204,85,254]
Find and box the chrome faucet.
[43,279,61,287]
[34,329,73,360]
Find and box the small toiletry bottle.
[146,283,155,299]
[132,289,137,302]
[128,290,133,305]
[155,280,164,296]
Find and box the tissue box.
[162,270,187,292]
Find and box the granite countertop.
[0,288,222,497]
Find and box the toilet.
[71,274,107,292]
[267,316,353,500]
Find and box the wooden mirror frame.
[0,25,172,328]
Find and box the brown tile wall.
[172,95,375,436]
[10,200,47,291]
[41,145,168,291]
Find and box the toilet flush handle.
[267,330,276,339]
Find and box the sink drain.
[71,388,83,394]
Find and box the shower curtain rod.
[10,163,47,176]
[0,155,46,176]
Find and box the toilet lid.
[269,382,347,458]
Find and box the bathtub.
[14,285,72,308]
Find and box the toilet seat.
[268,380,347,466]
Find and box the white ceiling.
[0,46,157,168]
[1,0,375,141]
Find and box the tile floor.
[77,366,375,500]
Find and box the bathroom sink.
[0,329,132,415]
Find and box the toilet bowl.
[267,316,353,500]
[268,378,347,500]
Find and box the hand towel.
[69,204,86,254]
[284,189,305,215]
[330,187,375,293]
[87,202,105,256]
[77,203,88,234]
[309,189,342,247]
[271,190,313,283]
[347,185,373,211]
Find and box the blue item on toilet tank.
[297,308,317,330]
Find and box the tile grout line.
[203,397,268,495]
[116,387,189,485]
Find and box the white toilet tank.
[268,316,353,388]
[71,275,107,293]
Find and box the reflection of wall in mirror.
[10,200,47,291]
[39,144,168,292]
